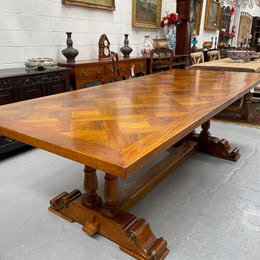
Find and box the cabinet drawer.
[19,84,44,100]
[0,135,15,146]
[46,81,68,95]
[104,65,114,75]
[78,67,105,80]
[119,64,127,73]
[128,61,146,73]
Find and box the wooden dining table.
[191,57,260,120]
[191,57,260,73]
[0,69,259,260]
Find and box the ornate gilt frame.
[193,0,203,35]
[204,0,222,30]
[62,0,115,11]
[132,0,162,28]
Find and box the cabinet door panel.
[19,84,44,100]
[0,79,18,105]
[46,81,67,95]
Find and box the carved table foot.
[48,166,169,260]
[192,120,240,161]
[49,192,168,260]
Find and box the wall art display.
[237,12,252,46]
[132,0,162,28]
[204,0,222,30]
[192,0,203,36]
[62,0,115,11]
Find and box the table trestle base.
[48,120,240,259]
[49,195,168,260]
[191,120,240,161]
[119,140,198,211]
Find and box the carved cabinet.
[58,57,147,90]
[0,67,70,154]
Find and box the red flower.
[160,12,181,28]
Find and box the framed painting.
[132,0,162,29]
[192,0,203,36]
[62,0,115,11]
[204,0,222,30]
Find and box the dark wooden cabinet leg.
[101,173,119,218]
[82,166,102,208]
[192,120,240,161]
[241,92,252,120]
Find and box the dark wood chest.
[0,67,70,154]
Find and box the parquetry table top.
[0,69,259,177]
[191,57,260,73]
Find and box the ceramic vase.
[140,35,153,57]
[120,34,133,58]
[224,38,231,47]
[62,32,79,62]
[166,25,176,53]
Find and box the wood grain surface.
[0,69,259,177]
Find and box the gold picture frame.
[132,0,162,29]
[204,0,222,30]
[62,0,115,11]
[192,0,203,36]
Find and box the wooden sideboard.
[58,57,147,90]
[0,67,70,154]
[58,55,189,90]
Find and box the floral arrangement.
[160,12,181,28]
[223,31,235,41]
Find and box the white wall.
[0,0,169,69]
[195,1,260,49]
[0,0,259,69]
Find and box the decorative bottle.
[120,34,133,58]
[141,35,153,57]
[62,32,79,62]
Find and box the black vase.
[120,34,133,58]
[62,32,79,62]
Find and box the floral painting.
[132,0,162,28]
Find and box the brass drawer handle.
[120,66,125,71]
[140,64,144,68]
[82,71,89,77]
[110,68,114,72]
[96,69,102,74]
[4,137,14,143]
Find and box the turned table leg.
[82,166,102,208]
[241,92,252,120]
[101,173,120,218]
